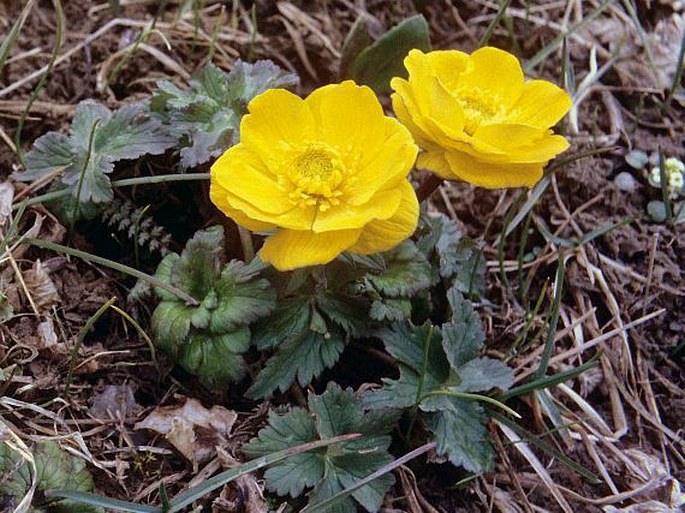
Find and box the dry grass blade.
[496,421,574,513]
[0,417,38,513]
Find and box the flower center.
[456,88,505,135]
[282,145,345,212]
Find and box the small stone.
[614,172,638,192]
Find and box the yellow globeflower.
[210,81,419,271]
[391,47,572,188]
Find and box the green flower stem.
[25,237,199,306]
[14,173,210,209]
[419,390,522,419]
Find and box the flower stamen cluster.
[649,157,685,199]
[282,145,345,212]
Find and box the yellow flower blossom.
[210,81,419,271]
[391,47,572,188]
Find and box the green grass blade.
[168,434,361,512]
[419,390,521,419]
[15,0,64,165]
[479,0,512,48]
[16,173,210,209]
[493,414,601,483]
[524,0,615,72]
[504,177,549,238]
[533,251,565,379]
[45,490,160,513]
[499,358,599,401]
[24,238,199,305]
[0,0,36,75]
[301,442,436,513]
[48,434,361,513]
[64,297,117,397]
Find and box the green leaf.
[456,357,514,393]
[316,291,369,337]
[152,253,181,301]
[363,311,510,473]
[452,239,486,298]
[19,132,74,181]
[442,288,484,367]
[210,260,276,332]
[369,298,412,322]
[179,327,251,388]
[151,301,193,358]
[338,15,374,80]
[247,330,345,399]
[151,61,298,168]
[227,59,300,109]
[425,401,494,473]
[252,298,312,350]
[0,441,102,513]
[243,384,398,513]
[416,212,463,281]
[346,15,431,94]
[242,408,323,497]
[365,241,431,297]
[14,100,175,204]
[93,103,176,161]
[363,323,450,411]
[170,226,225,299]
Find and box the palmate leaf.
[0,441,102,513]
[151,60,298,167]
[247,329,345,399]
[363,292,513,473]
[179,328,251,388]
[365,240,432,297]
[416,212,486,296]
[242,384,399,513]
[14,100,175,204]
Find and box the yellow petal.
[398,53,466,137]
[416,150,453,179]
[444,150,543,189]
[260,228,362,270]
[472,124,570,163]
[348,180,419,254]
[510,80,572,128]
[209,172,275,231]
[240,89,315,165]
[313,187,402,232]
[211,145,292,214]
[343,117,417,205]
[305,81,387,167]
[392,78,463,152]
[422,49,469,91]
[225,191,315,230]
[458,47,524,108]
[391,86,441,150]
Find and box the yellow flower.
[391,47,572,188]
[210,81,419,271]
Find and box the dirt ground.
[0,1,684,512]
